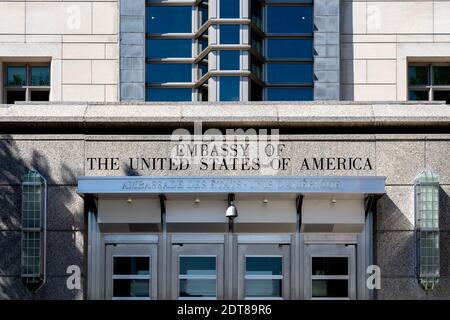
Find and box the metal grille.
[21,170,46,291]
[414,170,440,290]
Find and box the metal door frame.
[237,243,291,300]
[170,243,224,300]
[304,244,356,300]
[105,243,158,300]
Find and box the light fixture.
[226,193,238,220]
[331,198,337,204]
[127,197,133,204]
[415,170,440,290]
[263,198,268,204]
[195,198,200,204]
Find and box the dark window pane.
[312,257,348,276]
[245,279,282,298]
[199,2,208,26]
[113,279,149,298]
[30,90,49,101]
[220,0,239,18]
[408,66,429,85]
[146,88,192,101]
[180,257,216,275]
[200,87,208,101]
[251,57,262,80]
[267,39,313,59]
[312,280,348,298]
[6,90,26,104]
[146,63,192,83]
[266,88,313,101]
[251,31,263,55]
[219,76,240,101]
[146,39,192,58]
[267,63,313,83]
[113,257,150,275]
[409,90,429,101]
[267,6,313,34]
[433,66,450,85]
[251,81,262,101]
[199,62,208,77]
[220,50,240,70]
[246,257,282,275]
[251,0,263,29]
[198,37,208,53]
[433,91,450,101]
[220,25,240,44]
[6,66,27,86]
[146,6,192,33]
[30,66,50,86]
[180,279,216,297]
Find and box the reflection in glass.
[409,90,429,101]
[246,257,282,276]
[180,279,216,297]
[266,88,313,101]
[433,66,450,85]
[312,257,348,276]
[6,66,27,86]
[312,280,348,298]
[267,63,313,83]
[251,0,263,29]
[113,279,149,298]
[219,76,240,101]
[199,1,209,26]
[408,66,429,85]
[180,257,216,276]
[267,6,313,34]
[30,67,50,86]
[267,39,313,59]
[146,6,192,33]
[245,279,282,298]
[220,25,240,44]
[220,51,240,70]
[146,63,192,83]
[113,257,150,275]
[220,0,239,18]
[146,39,192,58]
[146,88,192,101]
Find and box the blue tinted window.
[146,39,192,58]
[267,6,313,34]
[146,63,192,83]
[30,66,50,86]
[199,4,208,25]
[146,6,192,33]
[219,76,240,101]
[220,51,240,70]
[409,90,429,101]
[220,25,240,44]
[221,0,240,18]
[146,88,192,101]
[198,38,208,53]
[267,88,313,101]
[267,39,313,59]
[6,66,26,86]
[199,62,208,77]
[267,63,313,83]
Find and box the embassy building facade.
[1,0,450,300]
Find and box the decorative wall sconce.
[414,170,440,290]
[21,170,47,292]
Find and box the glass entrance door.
[304,244,356,300]
[105,244,158,300]
[237,244,290,300]
[171,244,224,300]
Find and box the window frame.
[408,63,450,101]
[3,62,51,104]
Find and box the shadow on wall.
[0,135,84,300]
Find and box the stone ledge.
[0,102,449,130]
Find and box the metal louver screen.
[21,170,46,291]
